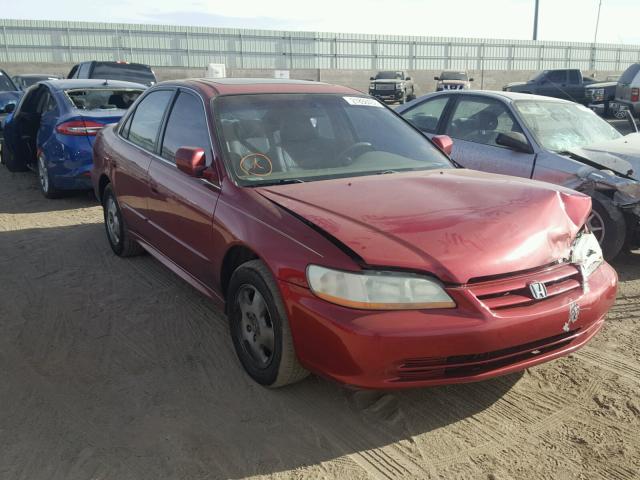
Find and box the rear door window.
[160,91,212,164]
[546,70,567,83]
[401,96,450,133]
[568,70,581,84]
[125,90,174,152]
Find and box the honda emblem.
[529,282,548,300]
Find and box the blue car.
[1,79,145,198]
[0,69,22,136]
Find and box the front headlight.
[571,232,603,278]
[306,265,456,310]
[369,83,375,89]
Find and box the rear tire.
[227,259,309,388]
[37,154,62,199]
[102,184,144,257]
[589,192,626,261]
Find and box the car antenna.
[103,79,109,86]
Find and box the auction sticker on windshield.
[344,96,383,107]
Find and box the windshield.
[529,71,547,82]
[514,100,621,152]
[65,88,144,110]
[375,71,403,80]
[0,72,17,92]
[440,71,467,81]
[91,63,156,85]
[213,93,452,186]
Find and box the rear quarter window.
[619,64,640,84]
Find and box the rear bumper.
[615,100,640,116]
[46,142,94,191]
[280,262,617,389]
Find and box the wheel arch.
[220,244,260,301]
[97,174,111,203]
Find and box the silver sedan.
[397,90,640,260]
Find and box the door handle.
[150,182,159,194]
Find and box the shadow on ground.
[0,168,96,214]
[0,223,522,480]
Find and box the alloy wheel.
[587,210,606,244]
[38,156,49,193]
[236,284,275,369]
[106,196,121,246]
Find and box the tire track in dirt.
[576,348,640,384]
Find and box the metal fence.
[2,18,640,71]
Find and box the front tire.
[227,259,308,388]
[588,192,626,260]
[102,184,144,257]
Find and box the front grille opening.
[395,329,580,382]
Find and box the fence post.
[2,26,9,62]
[67,27,72,63]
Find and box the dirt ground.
[1,165,640,480]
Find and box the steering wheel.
[337,142,375,165]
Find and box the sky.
[3,0,640,45]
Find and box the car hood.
[372,79,403,84]
[586,81,616,89]
[568,133,640,180]
[256,169,591,284]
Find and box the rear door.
[146,88,220,287]
[566,70,586,103]
[444,95,535,178]
[538,70,568,99]
[113,88,175,236]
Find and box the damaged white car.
[397,91,640,259]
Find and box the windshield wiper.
[254,178,305,186]
[376,170,399,175]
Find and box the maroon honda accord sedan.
[92,79,617,389]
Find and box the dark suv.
[68,61,156,86]
[369,71,415,104]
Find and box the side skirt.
[130,232,225,309]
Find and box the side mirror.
[176,147,207,177]
[469,78,474,82]
[369,76,375,81]
[2,102,16,114]
[434,76,440,81]
[496,132,534,154]
[405,76,411,81]
[432,135,453,156]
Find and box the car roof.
[41,79,148,90]
[158,78,360,97]
[418,90,575,104]
[14,74,60,78]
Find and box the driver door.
[7,86,49,166]
[445,96,535,179]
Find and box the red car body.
[92,79,618,389]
